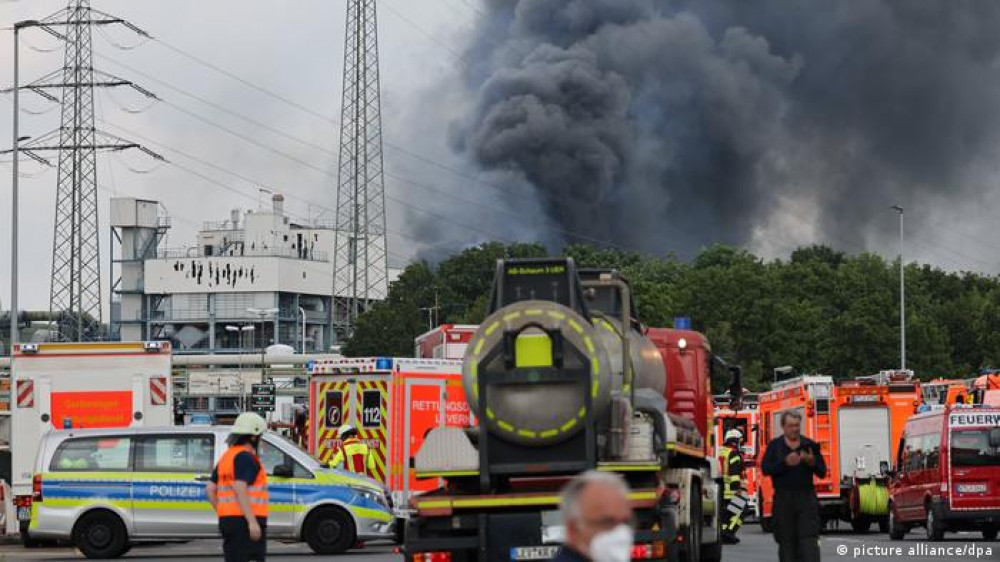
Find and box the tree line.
[346,242,1000,392]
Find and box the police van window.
[134,436,215,473]
[51,437,131,472]
[259,439,312,478]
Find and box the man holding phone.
[762,410,826,562]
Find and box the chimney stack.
[230,208,240,229]
[272,193,285,216]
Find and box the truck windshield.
[950,429,1000,466]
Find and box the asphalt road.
[0,529,996,561]
[724,524,998,561]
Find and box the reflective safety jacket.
[215,446,269,518]
[721,445,745,500]
[330,436,376,476]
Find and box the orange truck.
[306,357,471,511]
[713,393,761,519]
[757,375,837,531]
[830,373,921,532]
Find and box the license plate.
[511,546,561,561]
[957,483,988,494]
[17,506,31,522]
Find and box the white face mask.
[588,524,633,562]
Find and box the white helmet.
[231,412,267,436]
[337,424,356,439]
[724,429,743,442]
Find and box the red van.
[888,406,1000,540]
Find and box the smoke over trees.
[449,1,1000,256]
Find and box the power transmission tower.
[2,0,162,341]
[332,0,389,341]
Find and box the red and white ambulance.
[888,406,1000,541]
[307,357,472,508]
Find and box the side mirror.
[272,464,293,478]
[989,428,1000,448]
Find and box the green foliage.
[347,242,1000,392]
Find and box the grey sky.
[3,1,1000,316]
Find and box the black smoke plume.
[450,1,1000,255]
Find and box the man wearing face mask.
[208,412,270,561]
[552,471,635,562]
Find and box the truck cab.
[888,406,1000,541]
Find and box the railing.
[155,247,329,262]
[202,220,239,231]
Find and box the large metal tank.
[591,316,666,397]
[462,300,667,446]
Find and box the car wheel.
[926,503,946,541]
[888,505,905,540]
[982,524,998,541]
[304,507,356,555]
[73,511,128,559]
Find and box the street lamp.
[10,20,41,352]
[247,308,278,383]
[891,205,905,371]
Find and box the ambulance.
[10,342,173,545]
[307,358,471,511]
[888,406,1000,541]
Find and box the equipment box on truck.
[10,341,172,543]
[888,406,1000,541]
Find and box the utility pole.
[891,205,905,371]
[332,0,389,342]
[1,0,162,342]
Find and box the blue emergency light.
[63,418,72,429]
[673,317,692,330]
[376,357,393,371]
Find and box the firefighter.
[720,428,747,544]
[207,412,269,562]
[329,424,376,476]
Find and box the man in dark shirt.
[761,410,826,562]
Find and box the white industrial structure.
[110,194,399,354]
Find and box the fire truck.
[757,374,837,531]
[712,393,760,519]
[404,258,725,562]
[306,357,469,512]
[415,325,478,360]
[758,370,921,532]
[829,372,920,532]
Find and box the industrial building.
[109,194,399,354]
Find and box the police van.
[26,426,394,558]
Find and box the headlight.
[351,486,388,507]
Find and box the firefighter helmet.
[724,429,743,443]
[337,424,358,439]
[231,412,267,436]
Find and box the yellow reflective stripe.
[568,319,584,334]
[546,311,566,320]
[474,339,485,355]
[484,321,501,336]
[420,491,658,511]
[502,312,522,322]
[42,472,205,482]
[351,506,393,522]
[597,464,661,472]
[525,309,543,316]
[497,420,514,432]
[517,429,538,438]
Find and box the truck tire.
[925,502,946,541]
[73,510,129,559]
[850,515,871,533]
[887,504,905,540]
[304,507,356,555]
[682,481,702,562]
[982,524,998,541]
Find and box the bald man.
[552,471,635,562]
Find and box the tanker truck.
[404,258,723,562]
